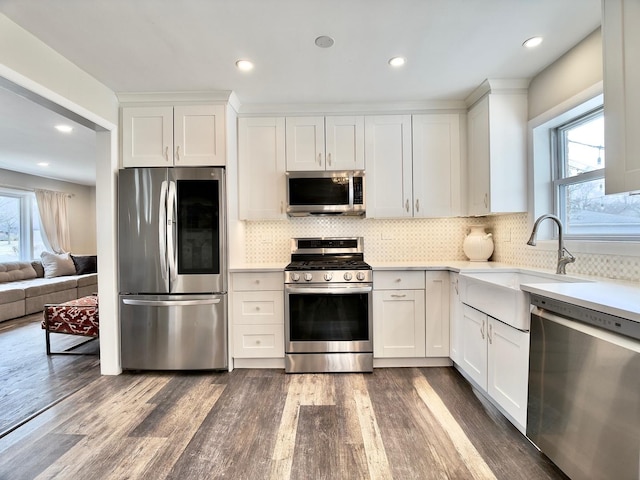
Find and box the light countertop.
[520,281,640,323]
[230,260,640,322]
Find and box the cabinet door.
[603,0,640,194]
[285,116,325,171]
[122,106,173,167]
[412,114,462,217]
[325,116,365,170]
[174,105,226,166]
[373,289,425,358]
[232,291,284,325]
[460,305,487,389]
[238,117,287,220]
[425,271,450,357]
[449,273,462,363]
[233,324,284,358]
[467,97,490,215]
[365,115,413,218]
[487,318,529,430]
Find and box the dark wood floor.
[0,313,100,436]
[0,364,568,479]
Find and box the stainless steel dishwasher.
[527,294,640,480]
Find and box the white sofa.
[0,260,97,323]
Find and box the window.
[554,108,640,239]
[0,190,46,262]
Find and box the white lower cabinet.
[373,270,450,360]
[449,272,462,363]
[231,272,284,359]
[460,304,529,432]
[374,271,425,358]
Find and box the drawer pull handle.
[391,294,407,298]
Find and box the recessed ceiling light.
[523,36,543,48]
[315,35,335,48]
[37,162,49,167]
[55,125,73,133]
[235,59,254,72]
[388,56,406,67]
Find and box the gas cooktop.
[285,237,372,283]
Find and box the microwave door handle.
[167,180,177,283]
[159,180,168,280]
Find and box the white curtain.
[35,189,71,254]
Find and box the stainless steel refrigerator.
[118,167,227,370]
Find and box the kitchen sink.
[458,270,591,330]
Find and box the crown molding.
[116,90,234,106]
[464,78,530,109]
[236,99,467,116]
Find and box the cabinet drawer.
[233,324,284,358]
[232,291,284,325]
[232,272,283,291]
[374,271,425,290]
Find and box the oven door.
[285,283,373,353]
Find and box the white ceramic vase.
[463,225,494,261]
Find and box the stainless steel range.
[284,237,373,373]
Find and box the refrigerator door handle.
[122,298,222,307]
[159,180,169,280]
[167,180,178,283]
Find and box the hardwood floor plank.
[366,368,476,480]
[345,374,392,480]
[0,432,84,480]
[167,370,289,480]
[419,367,568,480]
[0,314,100,435]
[0,367,570,479]
[412,371,497,479]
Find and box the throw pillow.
[71,254,98,275]
[31,260,45,278]
[40,251,76,278]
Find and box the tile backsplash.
[244,213,640,282]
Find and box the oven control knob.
[324,273,333,281]
[304,273,313,282]
[356,271,366,281]
[290,273,300,282]
[343,272,353,281]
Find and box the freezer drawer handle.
[122,299,221,307]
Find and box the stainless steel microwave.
[286,170,365,217]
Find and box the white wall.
[528,28,602,120]
[0,168,97,254]
[0,13,120,374]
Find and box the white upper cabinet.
[122,105,226,167]
[325,116,365,170]
[286,116,364,171]
[238,117,287,220]
[603,0,640,194]
[174,105,226,166]
[466,80,528,215]
[122,106,173,167]
[412,114,463,218]
[366,114,463,218]
[365,115,413,218]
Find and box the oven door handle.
[286,285,372,295]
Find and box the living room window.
[553,107,640,240]
[0,189,46,262]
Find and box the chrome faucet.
[527,214,575,274]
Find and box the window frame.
[0,188,43,262]
[551,105,640,242]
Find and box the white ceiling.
[0,0,602,185]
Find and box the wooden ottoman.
[42,295,99,355]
